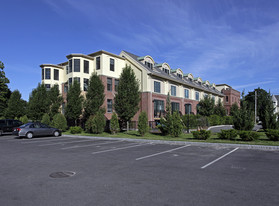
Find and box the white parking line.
[61,140,124,150]
[39,139,95,146]
[136,145,191,161]
[92,143,146,155]
[20,137,68,143]
[201,147,239,169]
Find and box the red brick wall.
[222,88,241,115]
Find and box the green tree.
[19,115,28,124]
[245,88,276,129]
[158,92,171,135]
[51,113,67,131]
[48,85,63,118]
[5,90,27,119]
[28,84,50,121]
[138,111,148,136]
[198,95,214,116]
[213,99,226,116]
[114,65,140,130]
[86,111,106,134]
[233,97,254,131]
[41,113,51,125]
[230,102,239,117]
[0,61,10,117]
[65,81,83,126]
[84,73,105,118]
[110,112,120,134]
[169,111,183,137]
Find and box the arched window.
[185,104,192,114]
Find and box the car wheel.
[53,131,60,137]
[26,132,33,139]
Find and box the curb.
[63,134,279,151]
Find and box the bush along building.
[40,50,240,124]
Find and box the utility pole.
[255,90,257,124]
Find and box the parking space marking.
[91,143,147,155]
[135,145,191,161]
[19,137,69,143]
[201,147,239,169]
[61,140,124,150]
[38,139,95,146]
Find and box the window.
[66,66,69,74]
[64,84,68,93]
[84,78,89,91]
[107,99,112,113]
[69,60,72,73]
[96,56,100,70]
[195,91,200,101]
[154,81,160,93]
[42,68,44,80]
[226,96,229,102]
[177,74,182,79]
[107,78,112,91]
[110,58,115,71]
[54,69,59,80]
[45,68,51,79]
[115,79,119,92]
[163,68,169,75]
[74,59,80,72]
[145,61,153,69]
[171,85,176,96]
[154,100,164,118]
[84,60,89,74]
[69,78,72,85]
[171,102,180,114]
[45,84,51,91]
[185,104,192,114]
[74,77,80,84]
[204,93,208,98]
[184,89,189,99]
[212,96,215,102]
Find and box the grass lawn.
[63,130,279,147]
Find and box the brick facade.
[222,87,241,115]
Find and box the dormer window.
[177,74,182,79]
[163,68,169,75]
[145,61,153,69]
[189,78,193,82]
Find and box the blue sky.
[1,0,279,100]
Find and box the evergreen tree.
[48,84,63,118]
[0,61,10,117]
[169,111,183,137]
[51,113,67,131]
[28,83,50,121]
[84,73,105,117]
[19,115,28,124]
[213,99,226,116]
[138,111,148,136]
[110,112,120,134]
[198,95,214,116]
[158,92,172,135]
[114,65,140,129]
[65,80,83,126]
[5,90,27,119]
[41,113,51,125]
[230,102,239,117]
[233,97,254,131]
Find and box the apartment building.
[41,50,232,122]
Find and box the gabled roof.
[121,50,224,96]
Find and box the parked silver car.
[13,122,61,139]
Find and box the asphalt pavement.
[0,135,278,206]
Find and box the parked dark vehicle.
[13,122,61,139]
[0,119,23,136]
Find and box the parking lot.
[0,135,279,206]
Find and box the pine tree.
[138,111,148,136]
[110,112,120,134]
[114,65,140,129]
[0,61,10,117]
[198,95,215,116]
[84,73,105,117]
[41,113,51,125]
[230,102,239,117]
[213,99,226,116]
[169,111,183,137]
[5,90,27,119]
[48,84,63,118]
[65,80,83,126]
[51,113,67,131]
[233,98,254,131]
[28,84,50,121]
[158,92,171,135]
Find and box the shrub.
[217,129,238,140]
[238,131,260,141]
[70,126,83,134]
[192,130,211,140]
[208,115,221,126]
[110,112,120,134]
[265,129,279,141]
[222,116,233,125]
[169,112,183,137]
[86,112,106,134]
[19,115,28,124]
[138,111,148,136]
[51,113,67,131]
[41,113,51,125]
